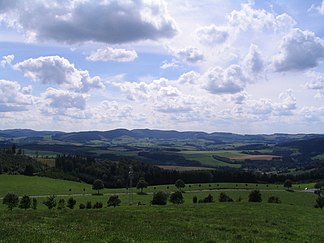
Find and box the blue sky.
[0,0,324,134]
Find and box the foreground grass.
[0,203,323,242]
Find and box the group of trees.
[2,193,37,210]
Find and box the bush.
[219,192,233,202]
[315,181,324,189]
[43,195,56,210]
[151,191,168,205]
[193,195,198,204]
[248,190,262,202]
[19,195,31,210]
[93,202,103,209]
[268,196,281,204]
[32,198,37,210]
[67,197,76,209]
[169,191,184,204]
[199,194,213,203]
[57,199,65,210]
[79,203,86,209]
[3,193,19,210]
[107,195,121,207]
[86,201,92,209]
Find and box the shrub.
[19,195,31,210]
[219,192,233,202]
[3,193,19,210]
[169,191,184,204]
[93,202,103,209]
[193,195,198,204]
[199,194,214,203]
[79,203,85,209]
[57,199,65,210]
[107,195,121,207]
[43,195,56,210]
[67,197,76,209]
[315,196,324,209]
[151,191,168,205]
[86,201,92,209]
[315,181,324,189]
[268,196,281,204]
[32,198,37,210]
[248,190,262,202]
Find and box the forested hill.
[1,128,323,144]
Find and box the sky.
[0,0,324,134]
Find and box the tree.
[169,191,184,204]
[3,193,19,210]
[92,179,104,195]
[32,198,37,210]
[315,196,324,209]
[175,179,185,191]
[107,195,121,207]
[193,195,198,204]
[57,199,65,210]
[136,179,148,194]
[24,164,35,176]
[19,195,31,210]
[43,195,56,210]
[248,190,262,202]
[268,196,281,204]
[151,191,168,205]
[284,179,293,190]
[67,197,76,209]
[11,144,16,154]
[219,192,233,202]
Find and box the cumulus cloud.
[201,65,248,94]
[227,4,296,33]
[40,88,88,115]
[14,56,104,92]
[0,0,177,44]
[0,79,34,112]
[175,47,204,63]
[305,71,324,98]
[160,60,179,69]
[178,71,200,84]
[273,28,324,71]
[87,47,137,62]
[196,25,229,45]
[243,44,263,74]
[1,54,15,67]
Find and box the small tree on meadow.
[57,199,65,210]
[3,193,19,210]
[169,191,184,204]
[193,195,198,204]
[43,195,56,210]
[268,196,281,204]
[219,192,233,202]
[175,179,185,191]
[107,195,121,207]
[248,190,262,202]
[136,179,148,194]
[32,198,37,210]
[92,179,104,195]
[284,179,293,190]
[151,191,168,205]
[67,197,76,209]
[19,195,31,210]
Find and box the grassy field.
[0,175,322,242]
[0,203,323,242]
[179,151,243,168]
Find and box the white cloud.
[178,71,200,84]
[273,28,324,71]
[0,0,177,44]
[227,4,296,33]
[87,47,137,62]
[14,56,104,92]
[40,88,88,115]
[196,25,229,45]
[160,60,179,69]
[0,79,34,112]
[1,54,14,67]
[175,47,204,63]
[243,44,263,74]
[201,65,248,94]
[305,71,324,98]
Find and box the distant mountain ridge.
[0,128,323,144]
